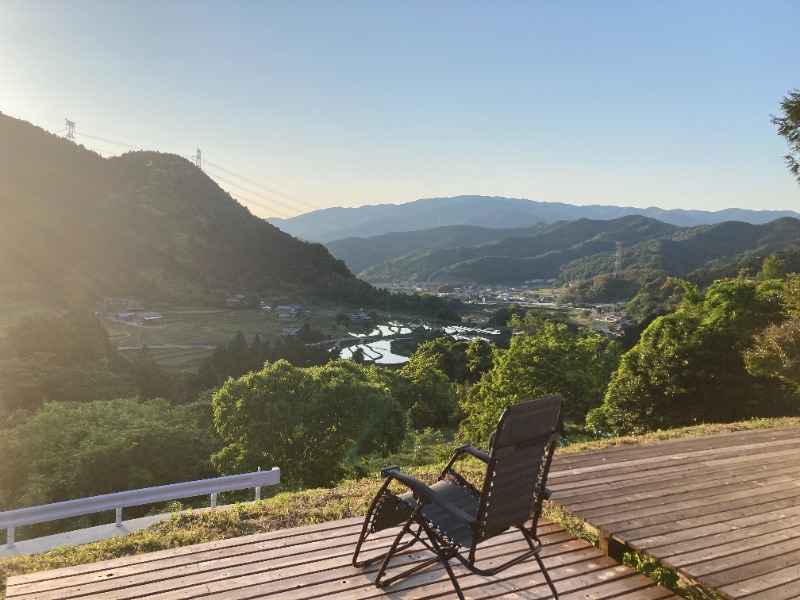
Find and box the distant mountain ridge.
[0,113,370,305]
[339,216,800,285]
[269,195,800,243]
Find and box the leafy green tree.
[406,337,495,385]
[370,362,457,429]
[461,313,620,442]
[407,338,470,384]
[465,338,495,382]
[772,89,800,184]
[267,335,333,367]
[2,310,117,367]
[589,277,792,435]
[131,345,178,401]
[211,360,405,488]
[759,254,788,281]
[745,275,800,392]
[0,398,219,518]
[0,311,136,420]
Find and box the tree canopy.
[0,397,219,520]
[588,277,796,435]
[460,312,620,442]
[211,360,405,489]
[772,89,800,185]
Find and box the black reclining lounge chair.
[352,394,565,599]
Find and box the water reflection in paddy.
[339,322,501,365]
[340,339,409,365]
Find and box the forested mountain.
[0,114,371,306]
[359,216,678,283]
[269,194,800,243]
[559,218,800,282]
[347,216,800,285]
[325,224,548,275]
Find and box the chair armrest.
[454,444,490,463]
[438,445,489,494]
[441,444,489,475]
[381,466,478,528]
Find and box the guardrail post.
[7,527,14,549]
[255,466,262,502]
[210,493,217,509]
[115,508,123,527]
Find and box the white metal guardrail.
[0,467,280,549]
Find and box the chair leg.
[374,517,417,587]
[420,519,466,600]
[534,553,559,599]
[373,514,466,599]
[353,479,404,568]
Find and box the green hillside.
[361,216,677,283]
[560,218,800,281]
[0,114,370,307]
[356,214,800,285]
[325,223,546,275]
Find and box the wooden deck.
[11,424,798,599]
[548,424,800,600]
[5,516,675,599]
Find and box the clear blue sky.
[1,0,798,219]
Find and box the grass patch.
[558,416,800,453]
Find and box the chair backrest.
[474,395,564,545]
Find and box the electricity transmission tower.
[613,241,623,279]
[194,148,202,169]
[65,119,76,142]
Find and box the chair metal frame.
[353,395,565,599]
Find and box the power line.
[202,164,300,215]
[202,157,319,213]
[205,171,294,218]
[85,147,118,157]
[76,131,142,150]
[54,120,327,218]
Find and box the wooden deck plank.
[738,573,800,600]
[547,424,800,599]
[194,530,580,598]
[629,499,800,550]
[549,443,800,493]
[555,455,800,512]
[4,516,676,600]
[610,490,800,545]
[7,518,361,588]
[549,429,800,474]
[581,478,800,531]
[659,517,800,569]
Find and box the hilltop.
[0,114,370,307]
